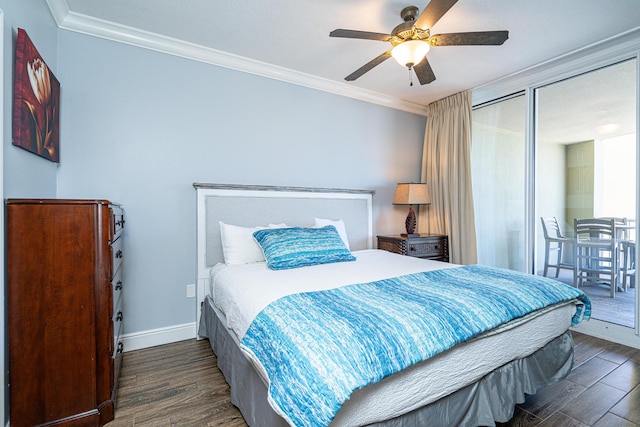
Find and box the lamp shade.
[391,40,431,68]
[393,183,430,205]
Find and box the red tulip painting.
[13,28,60,162]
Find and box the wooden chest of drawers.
[7,199,125,427]
[377,234,449,262]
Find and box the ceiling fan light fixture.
[391,40,430,68]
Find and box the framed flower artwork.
[12,28,60,163]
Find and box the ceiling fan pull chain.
[409,67,413,86]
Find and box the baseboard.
[122,322,197,352]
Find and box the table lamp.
[393,183,430,237]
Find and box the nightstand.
[377,234,449,262]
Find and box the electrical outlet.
[186,284,196,298]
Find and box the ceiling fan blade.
[345,51,392,81]
[330,29,392,42]
[414,0,459,30]
[429,31,509,46]
[414,57,436,85]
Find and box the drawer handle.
[116,311,123,321]
[116,250,123,259]
[115,281,123,291]
[117,342,124,354]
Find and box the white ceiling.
[46,0,640,116]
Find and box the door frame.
[1,8,6,424]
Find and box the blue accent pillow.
[253,226,356,270]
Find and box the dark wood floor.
[106,338,246,426]
[106,332,640,427]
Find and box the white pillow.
[219,222,290,265]
[314,218,350,249]
[219,222,267,265]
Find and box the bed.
[194,183,590,427]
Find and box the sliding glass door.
[472,57,639,346]
[535,59,637,331]
[471,94,526,271]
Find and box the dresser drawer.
[406,240,445,258]
[113,320,123,353]
[110,206,125,241]
[111,267,123,315]
[112,304,123,357]
[110,237,124,278]
[377,234,449,262]
[112,275,123,323]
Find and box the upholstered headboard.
[194,183,375,322]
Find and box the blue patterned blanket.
[240,265,590,427]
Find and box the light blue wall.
[55,30,427,334]
[2,0,58,198]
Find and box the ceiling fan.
[329,0,509,85]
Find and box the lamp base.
[404,205,417,235]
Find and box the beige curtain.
[418,91,477,264]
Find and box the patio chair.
[540,217,573,278]
[598,217,635,291]
[574,218,618,298]
[598,217,632,239]
[620,239,636,291]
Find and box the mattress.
[207,250,580,426]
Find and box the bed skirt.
[198,296,574,427]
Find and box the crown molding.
[473,27,640,106]
[45,0,429,116]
